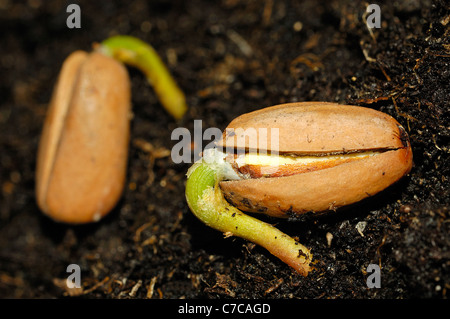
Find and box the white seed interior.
[200,147,378,181]
[235,151,376,167]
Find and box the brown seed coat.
[218,102,413,218]
[36,51,131,223]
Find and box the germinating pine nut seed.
[217,102,413,218]
[186,102,413,275]
[36,36,188,224]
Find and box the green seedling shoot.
[185,149,312,276]
[99,35,187,120]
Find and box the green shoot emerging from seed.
[99,35,187,120]
[185,148,312,276]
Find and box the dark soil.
[0,0,448,299]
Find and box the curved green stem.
[99,35,187,120]
[186,161,312,276]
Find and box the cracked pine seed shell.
[217,102,413,218]
[35,51,131,224]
